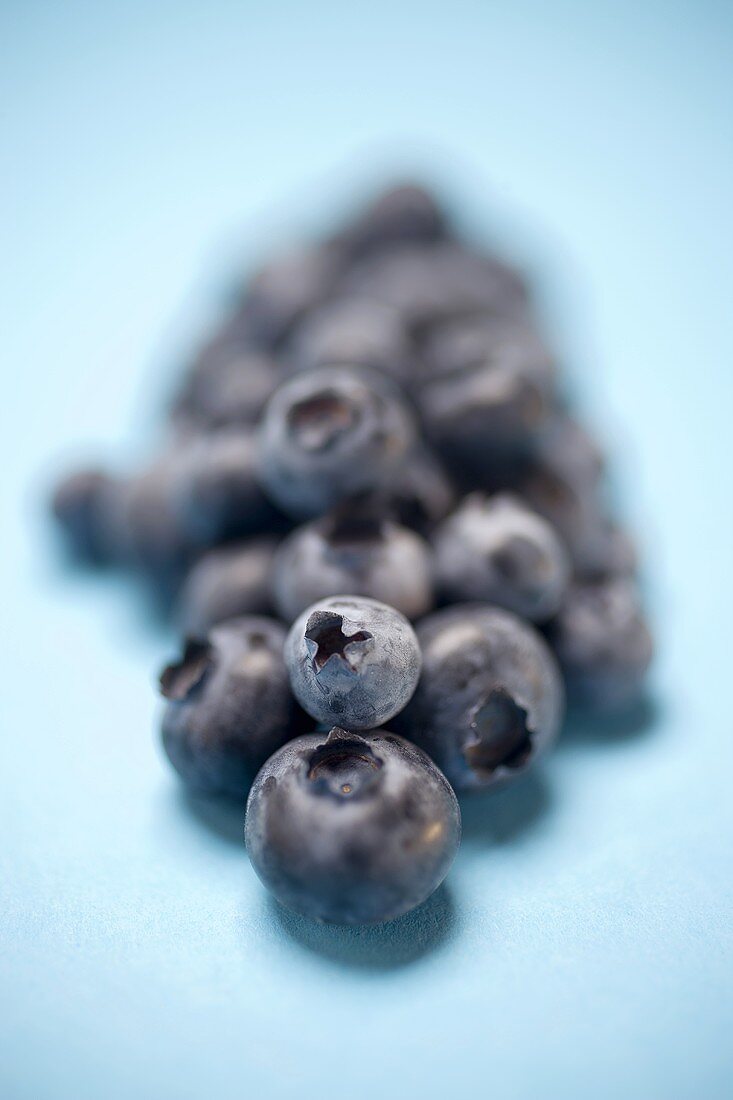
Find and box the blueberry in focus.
[257,365,416,518]
[433,492,570,621]
[245,725,461,924]
[396,604,564,792]
[273,510,434,622]
[159,616,311,799]
[177,537,278,636]
[547,577,653,711]
[285,595,422,729]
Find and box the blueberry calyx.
[286,391,356,451]
[306,727,384,799]
[159,639,214,701]
[304,611,374,672]
[465,688,534,774]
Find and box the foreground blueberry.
[396,604,564,792]
[547,578,653,710]
[285,596,422,729]
[257,366,415,517]
[159,616,311,798]
[245,726,461,924]
[433,493,570,621]
[177,537,278,636]
[273,511,434,622]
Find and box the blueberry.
[171,429,284,545]
[257,366,416,518]
[273,510,434,622]
[415,317,556,473]
[238,242,343,346]
[289,298,412,384]
[177,537,278,636]
[245,725,460,924]
[371,444,457,533]
[547,578,653,710]
[396,604,564,792]
[51,468,113,564]
[433,493,570,621]
[285,596,422,729]
[159,616,311,798]
[337,182,449,257]
[172,344,282,431]
[343,242,528,334]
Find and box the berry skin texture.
[433,492,570,622]
[177,537,278,636]
[285,596,422,730]
[548,578,653,711]
[159,616,311,799]
[396,604,564,792]
[245,726,461,924]
[272,511,434,622]
[257,366,415,518]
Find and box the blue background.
[2,2,732,1097]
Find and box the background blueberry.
[396,603,564,792]
[245,725,461,924]
[159,616,311,798]
[433,492,570,621]
[343,241,528,334]
[171,344,283,432]
[547,577,653,710]
[237,242,343,346]
[272,510,434,622]
[337,182,449,257]
[51,468,114,565]
[288,298,413,383]
[177,537,278,636]
[171,428,285,545]
[257,365,416,518]
[285,595,422,729]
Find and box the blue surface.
[2,2,732,1098]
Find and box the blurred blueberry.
[51,468,114,565]
[343,241,528,334]
[238,242,344,346]
[288,298,413,384]
[285,595,421,729]
[273,510,434,622]
[177,537,278,636]
[257,365,415,518]
[396,604,564,792]
[171,428,284,545]
[337,182,449,257]
[433,493,570,621]
[159,616,311,798]
[245,725,460,924]
[547,577,653,711]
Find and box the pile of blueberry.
[52,183,653,926]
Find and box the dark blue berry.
[433,492,570,621]
[273,511,434,622]
[245,725,461,924]
[159,616,311,798]
[396,604,564,792]
[285,596,421,729]
[177,537,278,636]
[257,366,415,518]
